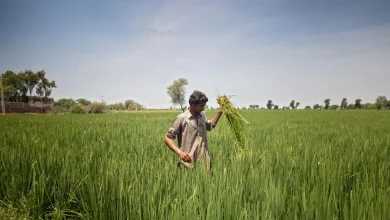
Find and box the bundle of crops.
[217,95,249,151]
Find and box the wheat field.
[0,110,389,219]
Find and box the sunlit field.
[1,110,389,219]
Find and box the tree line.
[165,78,390,111]
[0,70,56,104]
[246,97,390,110]
[0,70,146,114]
[54,98,145,114]
[3,74,388,113]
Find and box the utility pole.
[0,76,5,115]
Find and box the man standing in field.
[164,90,223,170]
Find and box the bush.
[70,104,87,114]
[54,98,76,109]
[88,102,105,114]
[54,106,69,114]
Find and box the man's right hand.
[178,150,191,162]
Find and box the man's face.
[193,103,206,112]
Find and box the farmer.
[164,90,223,170]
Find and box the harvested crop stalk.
[217,95,249,151]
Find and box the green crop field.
[0,110,389,219]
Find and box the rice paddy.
[0,110,389,219]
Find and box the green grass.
[0,110,389,219]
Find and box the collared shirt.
[167,109,215,168]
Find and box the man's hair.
[189,90,208,105]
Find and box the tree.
[1,71,17,102]
[375,96,388,110]
[266,100,273,110]
[1,70,26,102]
[354,99,362,109]
[324,99,331,110]
[36,71,45,108]
[124,99,133,110]
[107,102,125,110]
[340,98,348,110]
[55,98,76,109]
[305,105,311,110]
[295,102,300,109]
[347,103,355,110]
[119,102,126,110]
[2,70,55,105]
[54,98,76,113]
[0,76,4,115]
[35,70,56,108]
[363,103,375,109]
[290,100,295,109]
[330,104,339,110]
[167,78,188,112]
[22,70,39,104]
[17,72,28,100]
[70,104,87,114]
[274,105,279,110]
[76,98,91,106]
[313,104,320,110]
[43,80,56,100]
[89,102,106,113]
[123,99,144,111]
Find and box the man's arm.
[164,135,191,162]
[210,105,223,127]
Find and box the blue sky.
[1,0,390,108]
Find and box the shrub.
[70,104,87,114]
[88,102,105,113]
[54,106,69,114]
[54,98,76,109]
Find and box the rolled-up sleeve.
[167,117,182,139]
[206,120,216,131]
